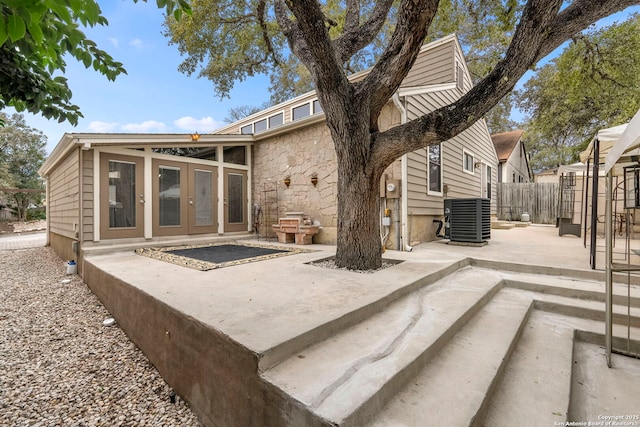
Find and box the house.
[534,167,559,184]
[492,130,532,183]
[38,34,498,273]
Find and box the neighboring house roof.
[535,167,559,176]
[491,130,525,162]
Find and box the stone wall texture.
[253,122,339,244]
[252,103,403,246]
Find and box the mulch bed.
[135,241,312,271]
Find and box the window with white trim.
[238,110,285,134]
[254,118,267,133]
[463,150,474,174]
[428,144,442,194]
[291,99,323,122]
[456,62,464,91]
[292,103,311,121]
[268,112,284,128]
[313,99,323,114]
[486,165,492,200]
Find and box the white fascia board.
[397,82,458,97]
[38,133,75,177]
[419,33,458,53]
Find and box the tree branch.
[283,0,351,99]
[536,0,640,61]
[344,0,360,33]
[358,0,440,131]
[274,0,312,65]
[256,0,279,65]
[333,0,395,63]
[370,0,640,171]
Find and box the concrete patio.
[80,225,640,426]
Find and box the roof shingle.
[491,130,524,161]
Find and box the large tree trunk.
[334,155,383,270]
[328,98,384,270]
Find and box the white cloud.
[122,120,168,132]
[129,38,143,49]
[87,121,119,133]
[107,37,119,48]
[173,116,224,133]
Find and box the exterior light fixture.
[310,175,318,187]
[284,177,291,187]
[191,132,200,142]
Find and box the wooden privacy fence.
[496,183,560,224]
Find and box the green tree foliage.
[0,0,190,125]
[517,13,640,171]
[0,112,47,220]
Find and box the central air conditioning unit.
[444,198,491,243]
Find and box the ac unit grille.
[444,198,491,243]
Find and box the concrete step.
[481,310,578,426]
[569,333,640,420]
[369,289,533,427]
[513,222,530,228]
[491,221,515,230]
[501,270,640,308]
[261,267,505,425]
[483,312,640,426]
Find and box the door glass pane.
[108,161,136,228]
[228,173,244,224]
[194,169,214,226]
[159,166,181,226]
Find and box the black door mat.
[135,241,311,271]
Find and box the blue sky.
[13,0,273,154]
[7,2,639,155]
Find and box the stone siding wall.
[252,103,401,245]
[253,122,339,243]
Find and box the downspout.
[392,93,412,252]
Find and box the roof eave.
[38,133,255,177]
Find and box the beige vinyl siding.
[401,40,455,87]
[48,148,80,239]
[505,143,531,182]
[405,88,498,216]
[82,150,94,241]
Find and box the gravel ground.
[0,220,47,234]
[0,247,203,427]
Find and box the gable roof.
[491,130,525,161]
